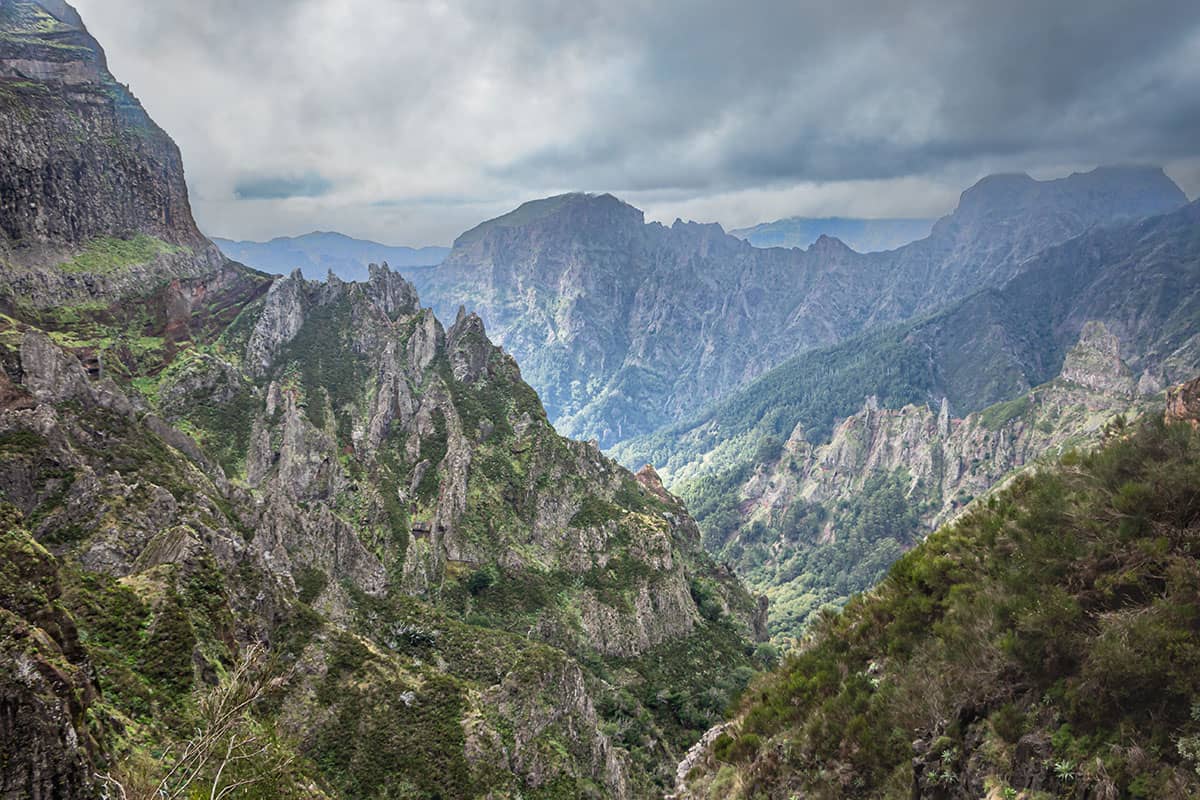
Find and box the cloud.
[233,172,334,200]
[71,0,1200,244]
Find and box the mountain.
[617,197,1200,485]
[676,388,1200,799]
[689,323,1164,638]
[613,200,1200,638]
[729,216,934,252]
[0,4,762,798]
[213,231,449,282]
[0,0,223,305]
[411,169,1186,447]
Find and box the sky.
[72,0,1200,246]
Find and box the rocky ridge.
[0,255,762,798]
[413,170,1185,446]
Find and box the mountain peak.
[806,233,853,254]
[450,191,645,249]
[952,164,1185,221]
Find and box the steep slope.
[413,170,1184,447]
[0,3,761,798]
[730,216,933,252]
[699,323,1159,637]
[0,0,223,306]
[1,272,761,798]
[213,232,449,282]
[677,390,1200,799]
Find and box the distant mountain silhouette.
[213,231,449,281]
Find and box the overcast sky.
[73,0,1200,246]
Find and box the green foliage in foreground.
[58,235,183,275]
[690,417,1200,799]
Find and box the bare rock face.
[245,270,309,375]
[635,463,671,503]
[1166,375,1200,426]
[0,0,205,253]
[0,0,230,311]
[1060,321,1136,397]
[18,330,90,404]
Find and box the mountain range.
[611,196,1200,636]
[408,168,1186,448]
[3,1,1200,798]
[212,232,449,282]
[729,215,934,252]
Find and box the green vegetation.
[617,324,938,477]
[686,416,1200,798]
[978,394,1032,430]
[0,248,760,797]
[681,466,930,638]
[57,234,183,275]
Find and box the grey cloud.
[234,172,334,200]
[71,0,1200,244]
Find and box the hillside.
[412,171,1185,447]
[213,232,449,282]
[0,3,762,798]
[677,383,1200,799]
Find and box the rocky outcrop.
[245,270,310,375]
[1166,375,1200,426]
[471,657,632,798]
[1060,320,1135,396]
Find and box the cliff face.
[413,171,1185,447]
[0,0,220,306]
[695,323,1158,638]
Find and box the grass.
[57,235,184,275]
